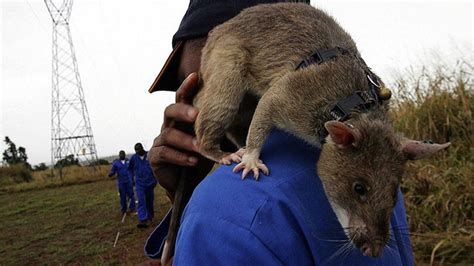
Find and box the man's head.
[177,38,207,84]
[134,143,145,156]
[119,150,126,160]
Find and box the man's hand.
[149,73,212,198]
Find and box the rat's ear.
[324,121,361,148]
[401,138,451,160]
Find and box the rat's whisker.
[391,226,411,231]
[318,226,354,233]
[324,239,355,264]
[312,232,350,242]
[321,239,350,243]
[384,243,398,258]
[340,243,356,266]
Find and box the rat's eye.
[353,182,368,200]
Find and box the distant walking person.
[108,150,136,214]
[129,143,157,228]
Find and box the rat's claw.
[230,153,242,163]
[253,162,269,179]
[220,158,231,165]
[253,168,260,180]
[233,149,269,180]
[242,168,250,179]
[258,163,269,176]
[220,152,243,165]
[233,160,269,180]
[233,162,245,173]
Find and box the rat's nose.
[361,244,383,257]
[361,244,372,257]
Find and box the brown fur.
[318,110,406,253]
[192,3,449,257]
[194,3,361,155]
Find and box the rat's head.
[317,113,450,257]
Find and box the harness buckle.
[330,91,377,121]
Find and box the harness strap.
[296,47,387,121]
[296,47,349,70]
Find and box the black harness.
[296,47,385,121]
[296,47,349,69]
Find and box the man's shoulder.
[184,129,321,229]
[177,130,326,264]
[190,164,315,225]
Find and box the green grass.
[0,179,170,264]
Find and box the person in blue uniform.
[147,130,413,265]
[145,0,414,264]
[108,150,136,214]
[129,143,157,228]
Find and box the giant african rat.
[193,3,450,257]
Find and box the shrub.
[33,163,48,171]
[0,164,33,187]
[390,60,473,264]
[54,154,80,168]
[88,159,110,166]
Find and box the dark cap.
[149,0,303,93]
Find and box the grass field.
[0,179,170,264]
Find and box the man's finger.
[154,128,199,153]
[176,72,199,104]
[163,103,198,128]
[149,145,198,167]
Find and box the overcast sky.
[1,0,472,165]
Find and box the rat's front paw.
[218,148,246,165]
[233,156,269,180]
[219,153,242,165]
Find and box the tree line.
[1,137,100,170]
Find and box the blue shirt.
[145,129,413,265]
[108,159,132,184]
[129,152,157,187]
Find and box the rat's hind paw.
[233,159,269,180]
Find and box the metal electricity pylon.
[45,0,98,172]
